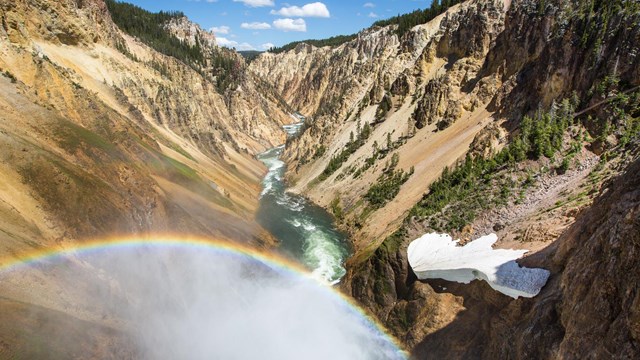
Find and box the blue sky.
[122,0,434,50]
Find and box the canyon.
[0,0,638,358]
[251,0,640,356]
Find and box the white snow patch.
[407,233,550,298]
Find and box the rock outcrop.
[164,16,216,48]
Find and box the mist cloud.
[16,245,404,359]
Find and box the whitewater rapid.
[256,116,350,284]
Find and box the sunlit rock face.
[407,233,550,298]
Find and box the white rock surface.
[407,233,550,298]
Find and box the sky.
[122,0,435,51]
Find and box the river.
[256,116,351,284]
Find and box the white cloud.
[232,0,274,7]
[270,2,330,18]
[261,42,275,50]
[368,12,379,18]
[216,37,237,47]
[273,18,307,32]
[209,26,230,34]
[363,2,375,7]
[216,37,256,50]
[241,22,272,30]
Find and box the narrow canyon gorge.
[0,0,638,358]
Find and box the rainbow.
[0,234,407,357]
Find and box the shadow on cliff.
[409,255,563,359]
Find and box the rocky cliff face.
[251,0,509,253]
[410,152,640,359]
[1,0,113,45]
[0,0,294,356]
[161,13,289,155]
[164,16,216,48]
[0,0,290,293]
[252,0,640,356]
[251,0,639,254]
